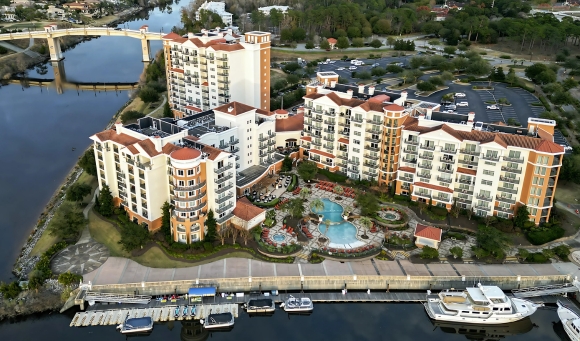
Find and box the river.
[0,3,179,282]
[0,3,573,340]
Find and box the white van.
[474,121,483,131]
[351,59,359,65]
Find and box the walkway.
[83,256,572,286]
[146,94,167,117]
[51,190,110,275]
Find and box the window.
[529,207,538,215]
[483,170,494,176]
[534,166,546,175]
[353,139,361,145]
[527,197,540,206]
[530,187,542,196]
[178,180,185,186]
[537,155,549,165]
[508,150,521,158]
[481,179,492,186]
[444,143,455,152]
[532,177,544,185]
[187,169,194,176]
[188,180,194,186]
[177,170,184,176]
[354,131,361,136]
[353,148,360,153]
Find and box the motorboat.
[432,318,533,340]
[244,298,276,313]
[424,283,542,324]
[557,300,580,340]
[116,316,154,334]
[201,312,235,329]
[174,306,181,319]
[280,296,313,313]
[182,305,189,318]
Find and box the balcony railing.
[457,178,474,185]
[474,204,491,211]
[501,166,522,174]
[439,157,455,164]
[419,153,433,160]
[350,117,363,123]
[460,149,479,156]
[454,188,473,195]
[438,167,454,174]
[216,203,234,214]
[402,158,417,164]
[499,176,519,184]
[414,191,430,198]
[503,156,524,163]
[215,195,232,205]
[481,155,500,162]
[420,144,435,151]
[364,154,380,161]
[215,173,233,184]
[441,149,457,154]
[497,186,518,194]
[418,163,433,170]
[495,206,514,214]
[404,148,418,155]
[458,159,478,166]
[215,163,233,174]
[437,177,452,183]
[476,194,493,202]
[406,140,419,145]
[495,196,516,204]
[216,212,234,224]
[399,176,414,183]
[365,136,381,143]
[365,145,380,152]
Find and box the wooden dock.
[211,291,426,304]
[69,303,239,328]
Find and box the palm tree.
[299,187,311,200]
[359,216,372,238]
[323,219,331,237]
[310,198,324,213]
[333,185,344,198]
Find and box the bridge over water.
[0,24,164,62]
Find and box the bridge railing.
[0,28,163,40]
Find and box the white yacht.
[424,284,541,324]
[244,298,276,313]
[558,300,580,340]
[280,296,313,313]
[201,312,234,329]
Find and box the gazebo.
[414,224,442,249]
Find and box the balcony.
[503,156,524,163]
[497,186,518,194]
[496,196,516,204]
[419,153,433,160]
[215,173,233,184]
[216,212,234,224]
[402,158,417,164]
[312,116,323,123]
[495,206,514,214]
[215,195,232,205]
[439,157,455,164]
[441,149,457,154]
[215,163,233,174]
[339,130,350,136]
[438,167,454,174]
[172,191,206,202]
[322,144,334,150]
[216,203,234,214]
[482,155,500,162]
[418,174,432,181]
[363,162,377,168]
[476,194,493,202]
[366,128,382,134]
[501,166,522,174]
[337,161,348,168]
[474,204,491,211]
[406,139,419,146]
[216,183,233,194]
[499,176,519,184]
[348,159,359,165]
[229,147,240,153]
[437,176,452,183]
[414,191,431,198]
[217,79,230,84]
[460,149,479,156]
[399,176,414,183]
[457,178,474,185]
[420,144,435,151]
[173,200,207,213]
[312,141,322,147]
[404,148,418,155]
[365,136,381,143]
[458,159,478,167]
[454,188,473,195]
[365,145,380,152]
[457,197,471,204]
[363,170,378,177]
[322,160,334,166]
[323,136,334,142]
[350,117,364,123]
[434,195,451,203]
[323,111,337,117]
[364,154,380,161]
[418,163,432,170]
[337,153,348,160]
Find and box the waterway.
[0,303,567,340]
[0,3,179,282]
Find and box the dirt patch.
[6,39,30,50]
[471,40,567,63]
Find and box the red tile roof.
[162,32,182,40]
[327,38,337,44]
[233,197,265,222]
[301,136,312,141]
[337,138,349,144]
[201,145,223,160]
[170,68,184,73]
[93,130,141,147]
[399,166,415,173]
[358,101,386,112]
[137,139,160,157]
[209,43,245,52]
[274,109,288,115]
[126,145,139,154]
[414,224,442,242]
[213,101,256,116]
[185,105,202,112]
[457,167,477,176]
[413,182,453,193]
[171,147,201,160]
[368,94,390,103]
[384,104,405,111]
[303,93,325,100]
[535,139,564,153]
[310,149,335,158]
[275,113,304,132]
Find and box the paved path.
[146,94,167,117]
[0,38,40,58]
[83,256,572,286]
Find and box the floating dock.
[69,304,238,327]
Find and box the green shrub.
[526,253,549,263]
[203,242,213,251]
[420,246,439,259]
[526,226,565,245]
[446,231,466,240]
[120,110,145,123]
[429,206,448,217]
[449,246,463,259]
[553,245,571,261]
[517,248,529,259]
[318,169,348,182]
[0,281,22,299]
[286,174,298,192]
[499,55,512,59]
[58,272,83,287]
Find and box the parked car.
[337,67,345,71]
[474,121,484,131]
[486,105,499,110]
[455,92,466,98]
[371,63,380,67]
[292,106,299,111]
[446,105,457,110]
[328,60,336,64]
[456,102,469,107]
[349,66,357,70]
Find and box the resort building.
[258,5,290,15]
[301,72,565,224]
[195,1,233,26]
[91,100,302,243]
[162,29,272,116]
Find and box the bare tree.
[418,201,427,215]
[230,226,240,245]
[240,228,251,245]
[218,224,230,246]
[467,207,474,220]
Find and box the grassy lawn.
[88,210,129,258]
[133,248,256,268]
[2,22,45,30]
[272,48,394,61]
[555,182,580,205]
[30,173,96,256]
[271,69,287,85]
[121,92,166,120]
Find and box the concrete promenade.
[83,257,579,295]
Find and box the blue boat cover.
[188,287,216,297]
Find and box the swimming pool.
[272,234,285,242]
[311,198,345,222]
[313,199,359,245]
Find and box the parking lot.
[315,55,413,85]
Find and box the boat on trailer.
[557,300,580,341]
[280,296,313,313]
[202,312,235,329]
[244,298,276,313]
[116,316,154,334]
[424,283,542,325]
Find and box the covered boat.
[117,316,154,334]
[280,296,313,313]
[424,283,541,325]
[557,300,580,341]
[244,298,276,313]
[202,312,234,329]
